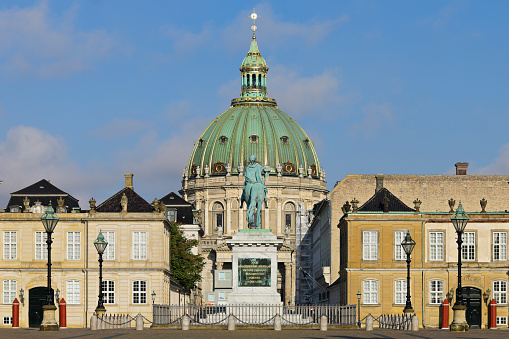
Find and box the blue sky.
[0,0,508,208]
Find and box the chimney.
[455,162,469,175]
[124,173,133,189]
[375,175,384,193]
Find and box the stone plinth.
[226,229,283,304]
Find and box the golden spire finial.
[250,8,258,39]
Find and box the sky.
[0,0,509,209]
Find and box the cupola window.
[198,139,204,147]
[250,135,259,143]
[280,136,289,145]
[303,139,310,147]
[219,136,228,144]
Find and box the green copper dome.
[187,34,322,179]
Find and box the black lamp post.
[450,203,470,332]
[356,290,361,328]
[94,232,108,315]
[401,231,416,314]
[40,204,59,331]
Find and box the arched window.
[219,136,228,144]
[258,74,262,88]
[283,202,296,233]
[250,135,258,143]
[280,136,289,145]
[246,74,251,88]
[213,202,225,233]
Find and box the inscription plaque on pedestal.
[238,258,271,287]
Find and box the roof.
[358,187,414,213]
[96,187,153,213]
[160,192,191,207]
[6,179,80,212]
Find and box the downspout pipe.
[421,216,425,328]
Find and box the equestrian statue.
[240,154,270,229]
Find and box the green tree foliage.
[170,222,204,289]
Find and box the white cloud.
[0,125,111,208]
[0,1,117,77]
[349,103,394,138]
[478,142,509,175]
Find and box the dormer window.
[198,139,204,147]
[250,135,259,143]
[9,206,20,213]
[219,136,228,144]
[280,136,289,145]
[303,139,310,147]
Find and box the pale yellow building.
[0,175,181,328]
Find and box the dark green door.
[29,287,52,328]
[462,287,481,329]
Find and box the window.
[394,280,407,304]
[219,136,228,144]
[429,232,444,261]
[429,280,443,304]
[133,280,147,304]
[167,208,177,222]
[394,231,407,261]
[3,280,16,304]
[66,280,80,304]
[461,232,475,261]
[3,316,12,325]
[362,231,378,260]
[218,272,231,280]
[285,214,292,228]
[218,292,226,300]
[102,231,115,260]
[493,281,507,304]
[102,280,115,304]
[208,293,214,302]
[249,135,258,143]
[493,232,507,261]
[133,231,147,260]
[213,202,224,232]
[3,231,16,260]
[67,232,81,260]
[497,317,507,326]
[10,206,19,213]
[280,136,289,144]
[35,231,48,260]
[363,280,378,304]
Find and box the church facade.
[180,19,327,305]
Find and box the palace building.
[180,15,327,305]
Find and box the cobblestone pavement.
[0,328,508,339]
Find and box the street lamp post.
[401,231,416,314]
[40,205,59,331]
[450,203,470,332]
[94,232,108,315]
[356,290,361,328]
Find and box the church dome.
[186,28,322,179]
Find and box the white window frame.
[394,231,407,261]
[3,231,17,260]
[167,208,177,222]
[208,293,214,302]
[493,232,507,261]
[102,280,115,304]
[66,280,81,304]
[461,232,475,261]
[102,231,115,260]
[67,231,81,260]
[218,292,226,300]
[363,280,378,304]
[132,280,147,304]
[3,316,12,325]
[35,231,48,260]
[133,231,147,260]
[429,280,444,304]
[493,280,507,304]
[3,279,16,304]
[497,316,507,326]
[429,232,444,261]
[362,231,378,261]
[219,272,225,280]
[394,280,407,305]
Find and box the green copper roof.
[186,34,322,179]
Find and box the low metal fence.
[152,304,356,326]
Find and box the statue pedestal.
[226,229,283,305]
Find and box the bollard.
[489,299,497,329]
[274,314,281,331]
[411,315,419,331]
[228,314,235,330]
[90,315,98,330]
[12,298,19,328]
[59,298,67,329]
[136,314,144,330]
[320,314,327,331]
[181,315,190,330]
[366,315,373,331]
